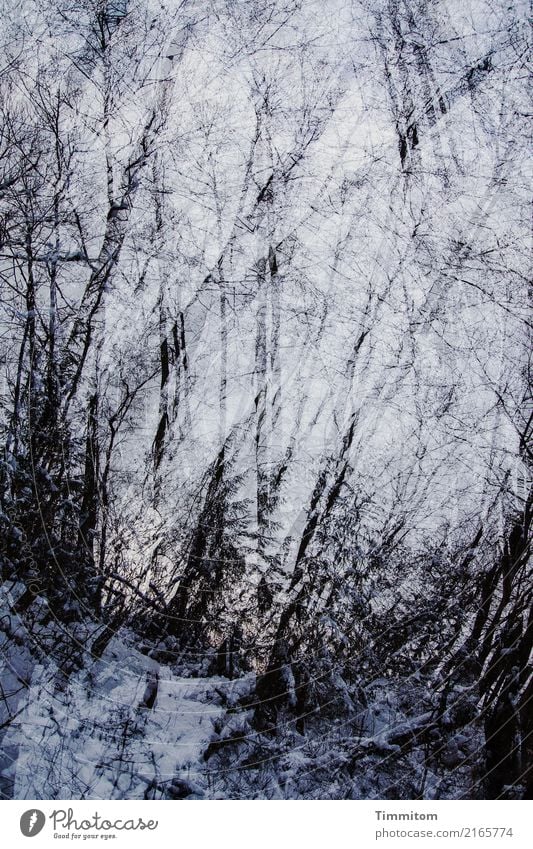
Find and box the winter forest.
[0,0,531,801]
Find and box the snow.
[2,613,228,799]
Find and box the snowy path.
[4,634,228,799]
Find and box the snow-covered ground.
[0,584,245,799]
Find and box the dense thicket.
[0,0,531,799]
